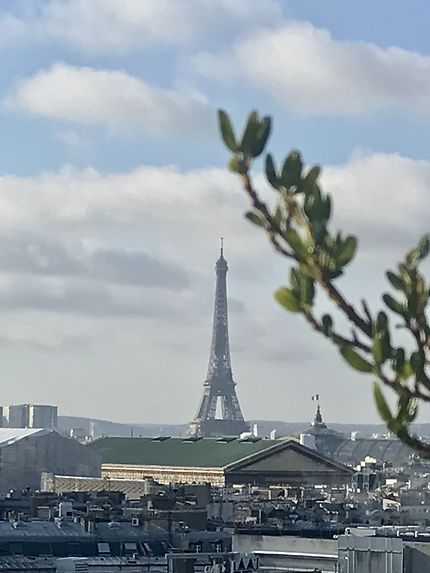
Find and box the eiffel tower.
[188,240,249,437]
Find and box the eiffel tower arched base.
[188,418,250,438]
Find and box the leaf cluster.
[218,108,430,457]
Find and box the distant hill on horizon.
[58,415,430,439]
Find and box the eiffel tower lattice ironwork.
[188,240,249,437]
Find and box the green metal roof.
[88,437,284,468]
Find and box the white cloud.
[0,0,282,54]
[0,147,426,336]
[9,63,212,136]
[0,162,273,281]
[323,152,430,253]
[0,153,426,422]
[0,152,427,264]
[194,21,430,117]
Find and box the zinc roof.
[0,521,91,539]
[89,437,284,468]
[0,428,51,448]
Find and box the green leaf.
[397,393,418,425]
[340,345,374,373]
[373,382,393,424]
[304,165,321,185]
[321,195,332,221]
[245,211,265,228]
[228,156,245,174]
[321,314,333,337]
[312,221,328,246]
[318,249,337,271]
[289,268,301,292]
[410,350,425,374]
[218,110,238,152]
[252,116,272,157]
[372,331,391,365]
[299,263,318,280]
[299,275,315,306]
[406,248,419,267]
[417,234,430,260]
[285,228,308,259]
[398,263,411,285]
[281,150,303,188]
[392,348,412,380]
[301,168,321,197]
[240,110,260,155]
[304,187,332,226]
[265,154,279,190]
[336,236,357,267]
[303,186,321,219]
[375,311,388,333]
[406,398,418,423]
[383,293,405,316]
[274,287,301,313]
[386,271,404,291]
[372,334,384,365]
[273,204,283,227]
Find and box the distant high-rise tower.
[5,404,57,428]
[188,241,249,437]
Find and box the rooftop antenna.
[220,237,224,257]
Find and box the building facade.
[4,405,58,429]
[29,405,58,428]
[0,428,101,491]
[89,436,353,487]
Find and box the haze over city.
[0,0,429,425]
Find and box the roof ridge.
[223,438,294,470]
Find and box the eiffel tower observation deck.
[188,240,249,438]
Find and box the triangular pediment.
[227,440,351,475]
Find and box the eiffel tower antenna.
[188,242,249,437]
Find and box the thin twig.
[321,278,372,338]
[303,309,371,353]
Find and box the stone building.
[41,474,161,499]
[0,428,101,492]
[89,436,352,487]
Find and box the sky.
[0,1,430,425]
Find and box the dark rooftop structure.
[0,520,169,559]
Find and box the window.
[97,543,110,555]
[124,542,137,555]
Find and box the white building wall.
[28,405,58,428]
[338,535,403,573]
